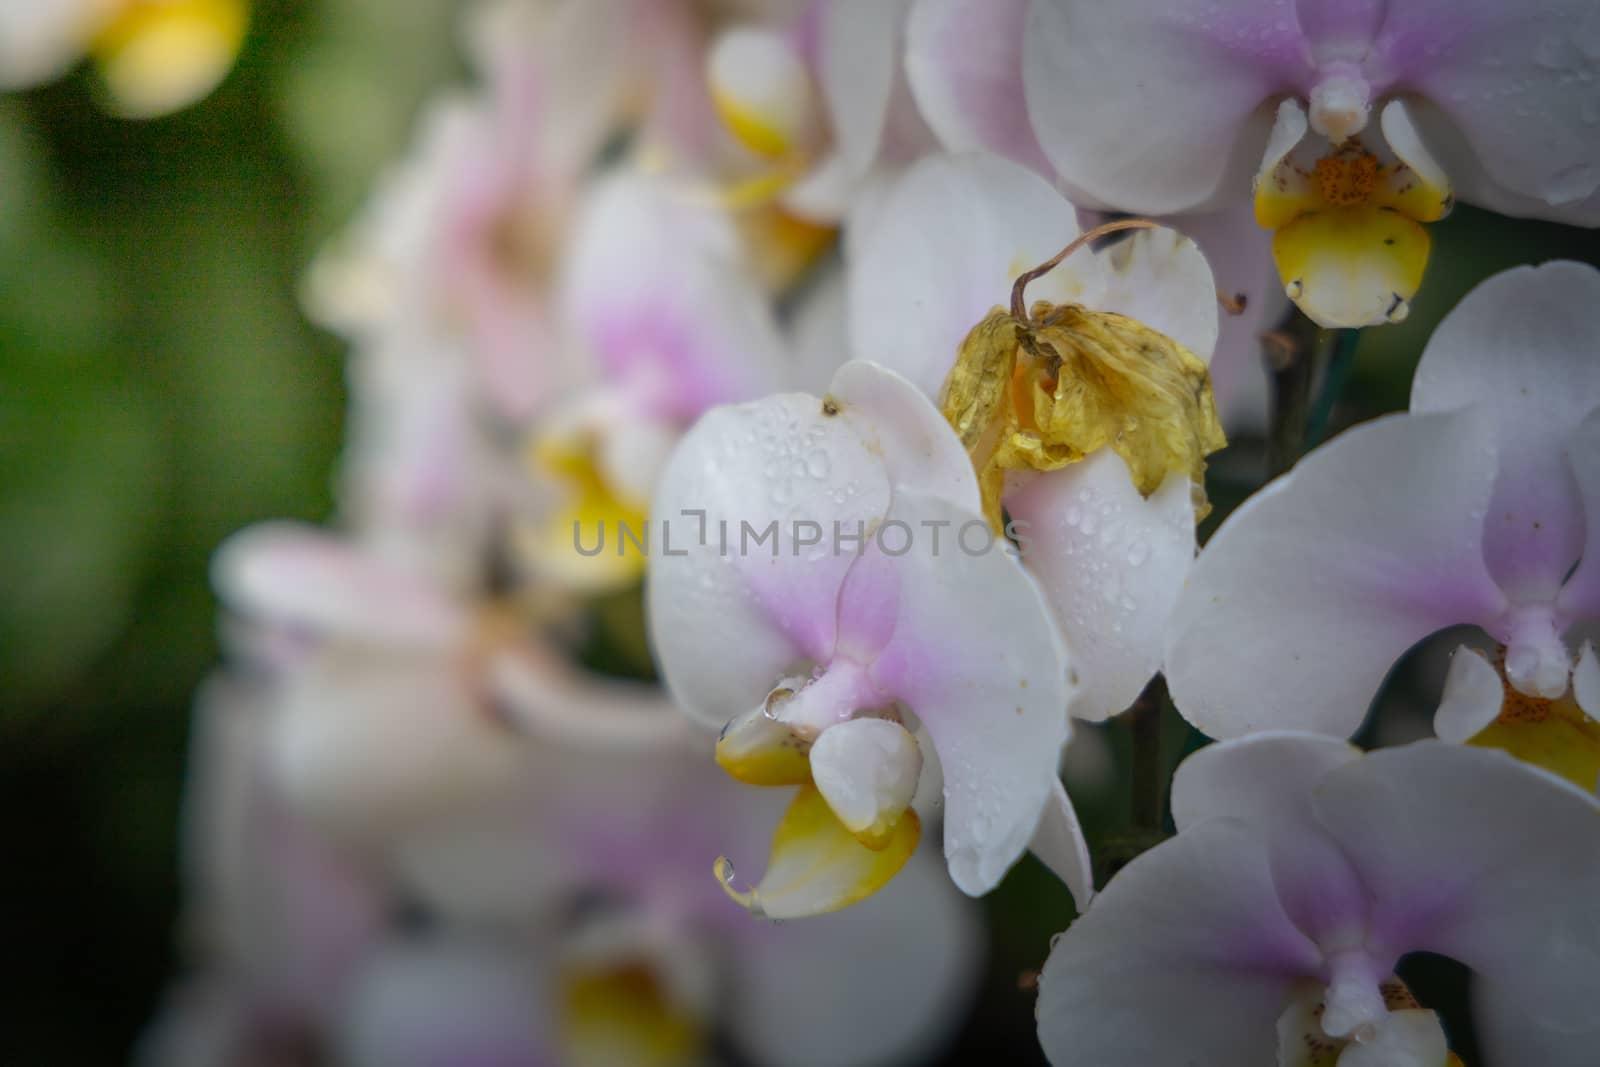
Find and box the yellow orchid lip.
[714,698,815,787]
[1468,656,1600,792]
[521,432,651,593]
[562,961,705,1067]
[92,0,250,119]
[1253,98,1454,328]
[714,783,920,920]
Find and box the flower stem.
[1260,308,1324,476]
[1128,677,1167,834]
[1305,328,1361,448]
[1101,678,1172,876]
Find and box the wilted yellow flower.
[940,222,1226,531]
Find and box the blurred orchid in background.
[0,0,249,118]
[3,0,1599,1065]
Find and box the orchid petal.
[1557,409,1600,626]
[1433,645,1505,743]
[725,847,982,1067]
[1008,453,1196,723]
[0,0,102,89]
[903,0,1055,176]
[849,151,1082,401]
[836,489,1073,895]
[1386,0,1600,216]
[1023,0,1296,214]
[1089,224,1220,362]
[1170,734,1375,948]
[211,523,466,648]
[1574,642,1600,722]
[1412,261,1600,602]
[271,650,527,844]
[1170,204,1284,428]
[1313,742,1600,1045]
[1403,98,1600,226]
[715,783,920,920]
[708,26,816,160]
[828,359,982,513]
[647,390,893,726]
[1167,410,1507,739]
[810,717,923,849]
[1335,1009,1450,1067]
[91,0,248,120]
[1171,732,1361,835]
[1036,818,1320,1065]
[1027,777,1095,910]
[337,936,554,1067]
[562,172,788,421]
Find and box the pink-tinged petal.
[211,523,467,648]
[1412,261,1600,603]
[849,152,1082,400]
[725,845,982,1067]
[1169,733,1372,947]
[1036,818,1321,1065]
[1406,96,1600,226]
[836,489,1073,895]
[184,676,388,1027]
[562,173,788,421]
[904,0,1055,176]
[1008,453,1196,723]
[1170,732,1361,834]
[1313,742,1600,1051]
[646,393,894,726]
[1166,410,1508,740]
[1557,409,1600,627]
[336,936,556,1067]
[1028,777,1095,910]
[1379,0,1600,215]
[1023,0,1303,214]
[1432,645,1504,743]
[829,360,982,513]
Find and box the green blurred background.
[0,3,1595,1063]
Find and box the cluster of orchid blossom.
[16,0,1586,1064]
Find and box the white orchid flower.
[706,0,937,223]
[516,169,790,594]
[1167,261,1600,788]
[647,359,1092,917]
[1037,733,1600,1067]
[851,150,1223,723]
[210,521,689,844]
[348,740,982,1067]
[1013,0,1600,327]
[138,674,389,1067]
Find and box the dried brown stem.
[1009,218,1162,322]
